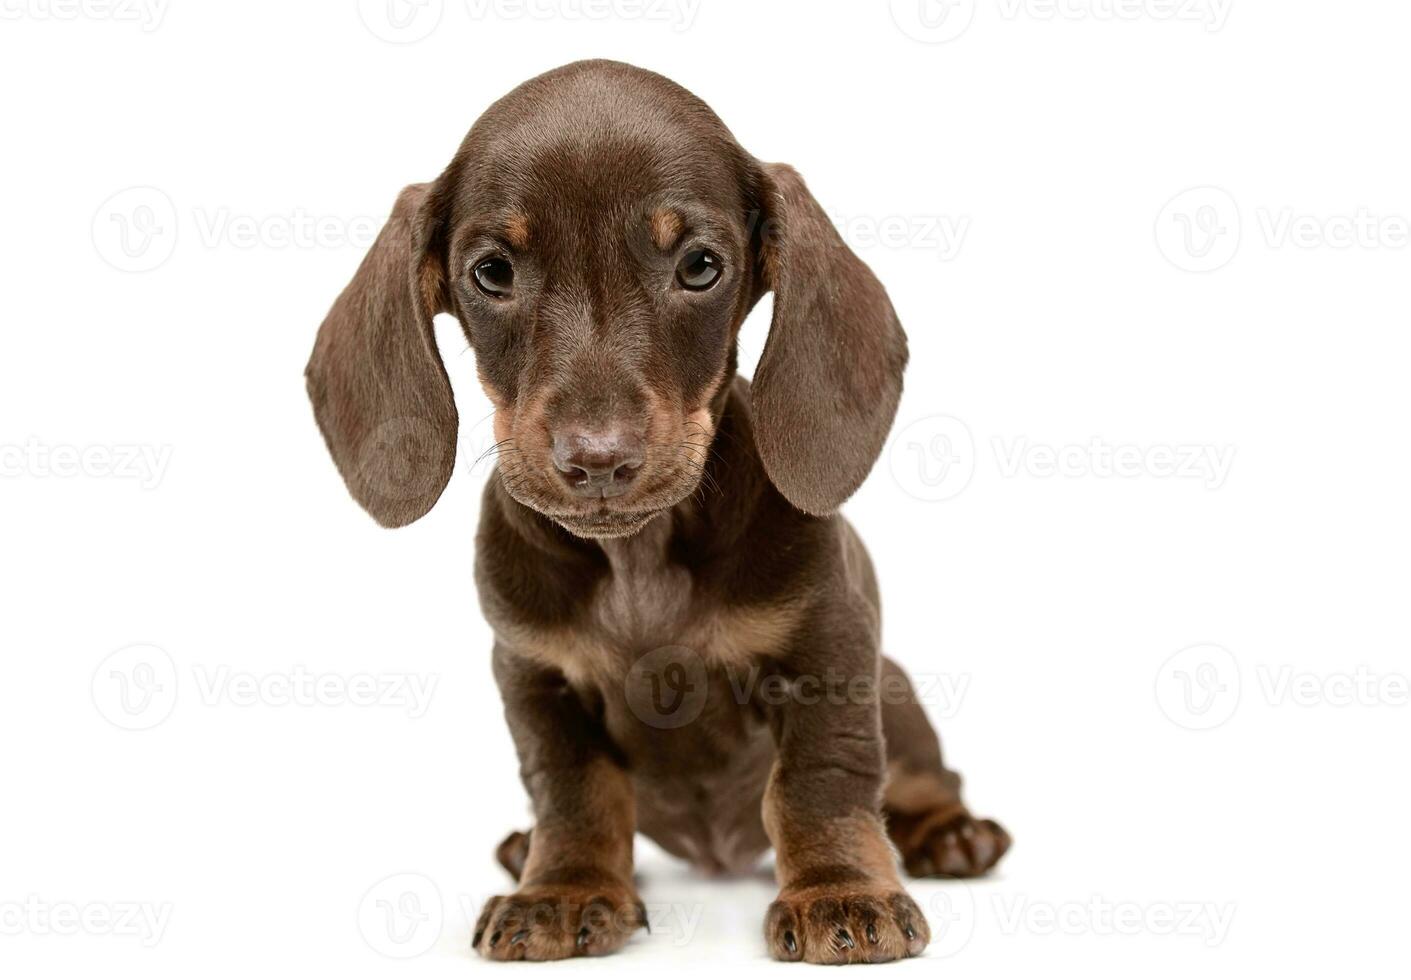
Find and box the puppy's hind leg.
[495,828,531,881]
[880,656,1011,878]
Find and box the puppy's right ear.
[305,182,458,528]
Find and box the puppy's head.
[306,60,907,538]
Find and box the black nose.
[551,429,645,498]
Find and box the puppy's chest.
[507,527,800,684]
[590,543,696,654]
[579,565,757,685]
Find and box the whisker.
[473,438,516,468]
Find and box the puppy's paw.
[765,885,929,964]
[494,828,532,881]
[897,808,1011,878]
[473,881,646,961]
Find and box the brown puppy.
[306,59,1009,964]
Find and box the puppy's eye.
[472,258,514,298]
[676,248,722,291]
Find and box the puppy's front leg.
[762,618,930,964]
[474,644,645,961]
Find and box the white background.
[2,1,1408,976]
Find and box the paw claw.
[473,882,643,961]
[767,885,927,963]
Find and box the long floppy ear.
[750,163,909,515]
[304,182,457,528]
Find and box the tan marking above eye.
[504,213,531,249]
[651,208,685,251]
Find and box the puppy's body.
[307,60,1009,963]
[481,378,804,875]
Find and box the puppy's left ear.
[749,163,909,515]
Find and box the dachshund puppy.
[306,59,1009,964]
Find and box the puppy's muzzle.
[551,428,645,499]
